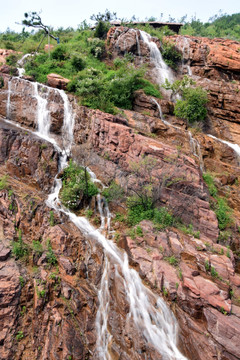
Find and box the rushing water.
[4,75,188,359]
[208,134,240,159]
[177,37,192,76]
[139,30,175,85]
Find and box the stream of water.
[4,73,188,359]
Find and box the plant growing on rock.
[163,76,208,123]
[60,159,99,210]
[174,87,208,123]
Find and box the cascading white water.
[58,89,75,156]
[33,82,51,140]
[178,37,192,76]
[135,30,141,57]
[3,76,188,359]
[208,134,240,158]
[95,256,112,360]
[6,80,11,119]
[188,131,204,171]
[139,30,175,85]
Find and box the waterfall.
[208,134,240,158]
[58,89,75,156]
[139,30,175,85]
[135,30,141,57]
[6,80,11,119]
[95,256,112,360]
[33,82,51,140]
[1,77,188,359]
[188,131,204,171]
[177,37,192,76]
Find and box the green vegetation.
[12,230,28,259]
[60,159,98,210]
[19,276,25,288]
[127,198,174,229]
[181,13,240,41]
[165,255,178,266]
[163,76,208,123]
[214,197,233,230]
[202,172,233,231]
[16,331,24,340]
[46,239,57,266]
[161,41,182,70]
[0,175,8,190]
[32,240,44,256]
[202,173,217,197]
[174,87,208,123]
[102,181,125,203]
[49,210,55,226]
[177,223,200,238]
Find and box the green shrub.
[70,55,85,71]
[102,181,124,203]
[51,45,68,61]
[177,223,200,238]
[60,160,99,210]
[215,197,232,230]
[89,38,105,58]
[46,239,57,266]
[166,255,178,266]
[16,331,24,340]
[49,210,55,226]
[94,21,110,39]
[203,173,217,197]
[205,259,210,271]
[12,230,28,258]
[6,54,18,66]
[174,87,208,123]
[0,175,8,190]
[161,42,182,70]
[32,240,43,255]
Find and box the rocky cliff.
[0,27,240,360]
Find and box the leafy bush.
[202,172,217,197]
[0,175,8,190]
[70,55,85,71]
[89,38,105,58]
[102,181,124,203]
[32,240,43,255]
[12,230,28,258]
[46,239,57,266]
[127,196,174,229]
[51,45,68,61]
[6,54,18,66]
[215,197,233,230]
[94,20,110,39]
[60,160,99,210]
[174,87,208,123]
[161,42,182,70]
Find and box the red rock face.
[0,32,240,359]
[47,73,70,90]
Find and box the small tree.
[163,76,208,122]
[19,11,59,52]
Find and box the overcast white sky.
[0,0,239,32]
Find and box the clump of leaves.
[46,239,57,266]
[161,41,182,70]
[60,159,99,210]
[203,172,217,197]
